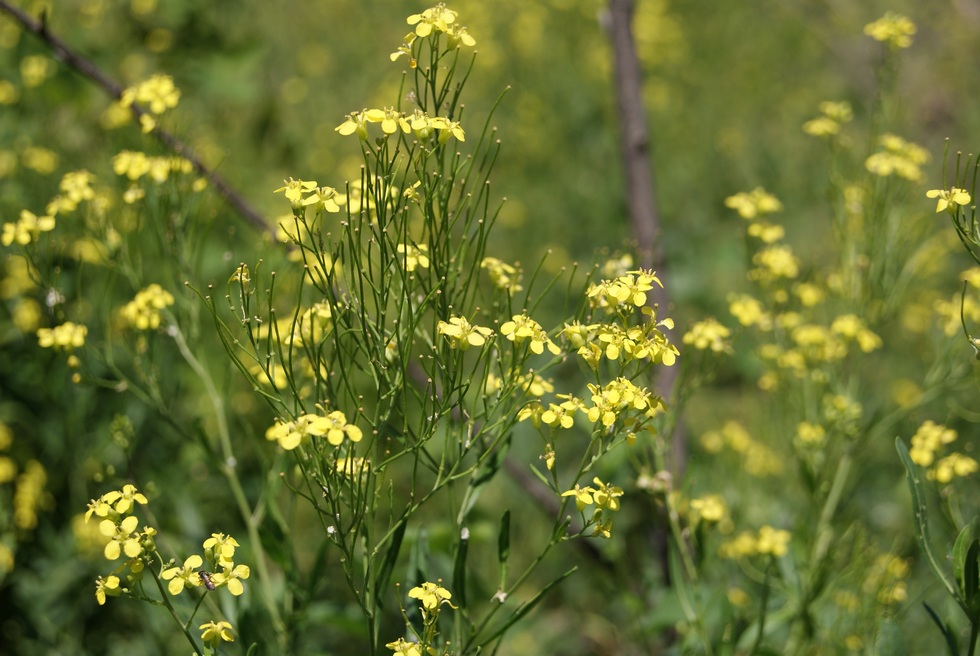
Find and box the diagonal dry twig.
[0,1,271,235]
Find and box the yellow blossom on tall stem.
[926,187,971,214]
[437,315,493,350]
[199,620,234,647]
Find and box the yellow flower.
[909,420,957,467]
[864,12,916,48]
[928,453,978,483]
[386,638,426,656]
[37,322,87,351]
[407,4,459,38]
[683,318,732,353]
[397,243,430,271]
[561,484,595,511]
[481,256,522,293]
[756,525,791,557]
[689,494,726,523]
[199,620,234,647]
[120,284,175,330]
[926,187,971,214]
[408,581,454,610]
[1,209,56,246]
[500,313,560,355]
[724,187,783,219]
[119,74,181,114]
[437,315,493,350]
[274,177,318,209]
[161,555,204,595]
[95,575,123,605]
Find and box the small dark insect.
[198,571,216,591]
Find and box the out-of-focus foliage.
[2,0,980,654]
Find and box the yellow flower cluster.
[47,169,97,215]
[688,494,727,524]
[1,209,55,246]
[161,533,250,597]
[266,410,363,450]
[908,420,957,467]
[908,420,978,484]
[724,187,783,220]
[500,313,560,355]
[390,4,476,67]
[863,12,916,49]
[336,107,465,144]
[120,284,175,330]
[587,269,663,310]
[682,317,732,353]
[561,477,624,538]
[719,525,791,559]
[113,150,194,183]
[864,133,929,182]
[518,395,583,430]
[802,101,853,138]
[117,74,181,132]
[861,553,910,605]
[85,484,156,604]
[586,377,661,429]
[481,256,522,294]
[13,460,47,531]
[699,421,783,476]
[37,321,87,351]
[199,621,235,647]
[274,177,345,213]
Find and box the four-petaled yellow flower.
[397,243,430,271]
[408,581,454,610]
[927,187,971,214]
[161,554,204,595]
[99,515,143,560]
[437,316,492,350]
[199,620,235,647]
[95,575,123,605]
[499,313,560,355]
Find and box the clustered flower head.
[37,321,87,352]
[864,12,916,49]
[699,421,784,477]
[724,187,783,220]
[120,284,175,330]
[481,256,522,294]
[500,313,560,355]
[862,553,910,605]
[865,133,929,181]
[587,269,663,310]
[336,108,465,144]
[266,410,363,450]
[437,315,493,350]
[160,533,250,597]
[113,151,193,183]
[908,420,978,483]
[719,525,792,559]
[802,100,853,138]
[391,4,476,67]
[117,74,181,132]
[561,477,625,538]
[1,209,55,246]
[85,485,156,604]
[688,494,727,524]
[926,187,971,214]
[683,318,732,353]
[274,178,346,213]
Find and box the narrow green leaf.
[373,519,407,607]
[895,438,961,604]
[457,439,510,525]
[965,540,979,613]
[452,527,470,608]
[922,602,959,656]
[953,525,975,597]
[497,510,511,591]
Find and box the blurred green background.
[2,0,980,653]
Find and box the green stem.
[170,324,287,648]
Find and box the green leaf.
[373,519,407,609]
[895,438,961,605]
[457,438,510,525]
[922,602,960,656]
[497,510,511,592]
[953,524,975,597]
[966,540,980,615]
[452,527,470,608]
